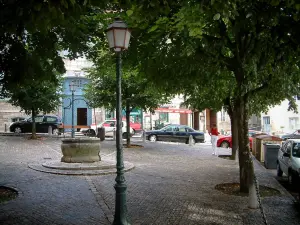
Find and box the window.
[263,116,270,125]
[35,116,44,123]
[159,112,169,122]
[186,127,194,132]
[163,125,174,132]
[293,143,300,158]
[104,121,115,127]
[289,117,299,130]
[263,116,271,133]
[72,79,82,88]
[178,126,186,132]
[46,117,57,122]
[173,126,179,132]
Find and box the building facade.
[261,98,300,135]
[216,108,261,134]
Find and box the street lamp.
[69,80,78,138]
[106,18,131,225]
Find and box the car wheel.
[86,129,96,137]
[149,135,157,142]
[52,128,59,135]
[277,163,283,177]
[220,141,230,148]
[14,127,22,133]
[288,171,296,185]
[122,132,128,139]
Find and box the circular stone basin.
[61,138,101,163]
[42,161,116,170]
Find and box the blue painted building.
[61,58,93,131]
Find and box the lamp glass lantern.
[106,18,131,52]
[69,80,78,92]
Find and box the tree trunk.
[126,99,131,148]
[31,108,37,139]
[236,97,251,193]
[150,113,153,130]
[228,110,238,160]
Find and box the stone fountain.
[28,137,134,175]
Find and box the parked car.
[81,119,134,139]
[281,130,300,140]
[9,115,62,135]
[217,130,265,149]
[145,124,205,144]
[129,121,142,133]
[277,139,300,185]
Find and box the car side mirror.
[110,123,114,127]
[283,152,290,157]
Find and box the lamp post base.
[113,183,130,225]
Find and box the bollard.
[113,129,116,140]
[189,135,194,146]
[4,123,7,132]
[48,126,52,136]
[142,130,146,143]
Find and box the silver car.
[277,139,300,185]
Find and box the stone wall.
[0,101,27,132]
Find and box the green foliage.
[8,76,63,116]
[119,0,300,114]
[84,50,171,112]
[0,0,108,97]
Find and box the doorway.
[77,108,87,131]
[263,116,271,134]
[180,113,188,125]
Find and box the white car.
[81,120,134,139]
[277,139,300,185]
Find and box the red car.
[102,120,141,133]
[129,121,142,133]
[217,130,264,149]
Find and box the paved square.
[0,136,299,225]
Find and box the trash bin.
[264,144,280,169]
[97,127,105,141]
[253,135,283,162]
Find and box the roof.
[255,134,283,141]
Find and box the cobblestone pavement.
[0,136,299,225]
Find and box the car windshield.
[292,143,300,158]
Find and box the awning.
[154,108,192,114]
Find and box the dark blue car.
[145,124,205,144]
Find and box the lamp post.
[69,81,78,138]
[106,18,131,225]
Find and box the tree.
[84,50,171,147]
[8,77,62,139]
[0,0,109,97]
[111,0,300,193]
